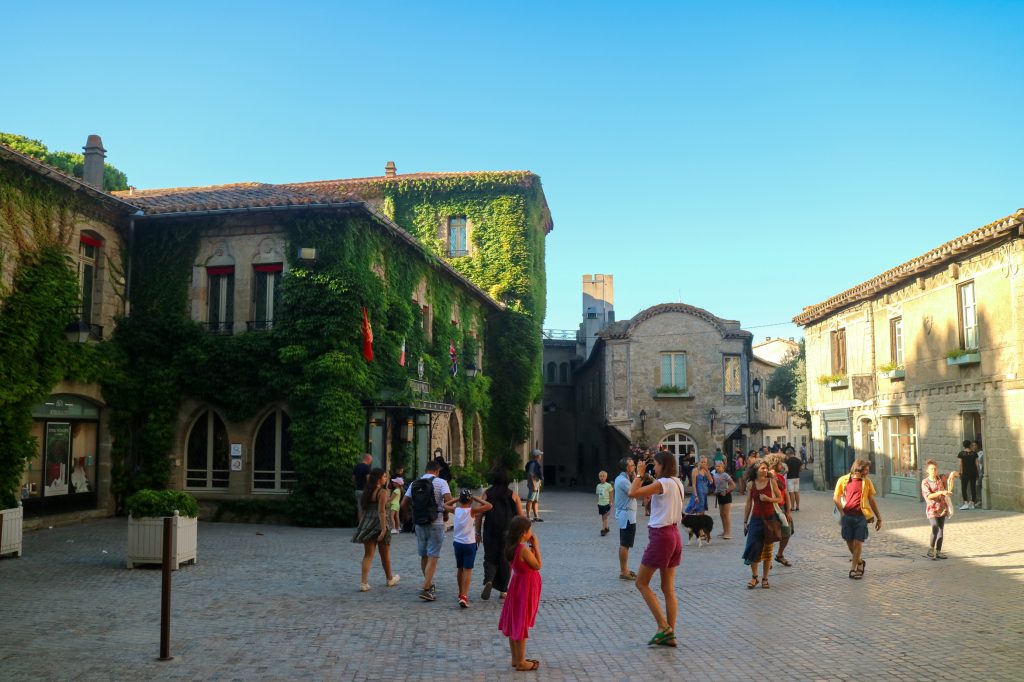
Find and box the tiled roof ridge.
[794,208,1024,326]
[284,170,537,189]
[112,182,271,198]
[0,140,138,213]
[600,302,751,339]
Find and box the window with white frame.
[253,410,294,491]
[885,415,918,478]
[957,281,978,349]
[447,217,468,257]
[890,317,904,365]
[207,266,235,334]
[186,410,230,489]
[251,263,282,331]
[78,233,102,327]
[660,352,687,390]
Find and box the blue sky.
[5,1,1022,341]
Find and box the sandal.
[747,576,759,589]
[761,578,770,589]
[648,627,675,645]
[515,660,540,671]
[856,559,866,577]
[655,635,677,647]
[775,555,792,567]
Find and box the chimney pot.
[385,161,397,178]
[82,134,106,189]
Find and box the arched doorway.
[448,411,463,465]
[660,431,698,472]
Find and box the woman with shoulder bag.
[741,458,783,589]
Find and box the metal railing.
[246,320,275,332]
[202,322,234,335]
[542,329,577,340]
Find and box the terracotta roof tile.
[794,209,1024,326]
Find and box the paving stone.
[0,489,1021,680]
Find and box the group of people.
[352,456,544,671]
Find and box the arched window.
[186,410,230,489]
[559,362,569,384]
[660,432,698,461]
[253,410,294,491]
[546,362,557,383]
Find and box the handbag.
[762,517,783,543]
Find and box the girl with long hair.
[628,450,684,647]
[741,458,782,589]
[351,468,400,592]
[479,469,525,600]
[498,516,543,671]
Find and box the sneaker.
[391,529,399,534]
[533,518,544,522]
[386,575,401,587]
[481,581,493,601]
[458,595,469,608]
[959,503,970,510]
[969,502,976,509]
[418,587,436,601]
[360,583,371,592]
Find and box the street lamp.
[752,377,761,399]
[638,407,648,447]
[708,407,717,433]
[465,361,479,378]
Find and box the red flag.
[399,337,406,367]
[449,340,458,377]
[362,306,374,362]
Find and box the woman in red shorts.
[628,451,685,647]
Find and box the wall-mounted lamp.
[465,361,479,378]
[752,377,762,398]
[709,407,717,432]
[64,320,92,344]
[297,247,318,262]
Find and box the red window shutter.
[253,263,283,273]
[80,234,104,248]
[206,266,235,276]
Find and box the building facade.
[796,209,1024,511]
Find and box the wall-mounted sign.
[33,395,100,420]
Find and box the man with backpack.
[401,460,453,601]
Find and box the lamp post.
[752,377,761,405]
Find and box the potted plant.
[817,373,849,389]
[946,348,981,366]
[125,489,199,570]
[654,384,688,397]
[1,490,23,559]
[450,465,487,495]
[878,362,905,379]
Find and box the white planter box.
[126,512,197,569]
[947,353,981,366]
[879,369,905,379]
[1,503,23,558]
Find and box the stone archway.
[448,410,464,466]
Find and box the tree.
[766,339,809,427]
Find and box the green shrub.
[450,465,486,490]
[125,489,199,518]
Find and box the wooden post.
[158,516,173,661]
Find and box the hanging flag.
[399,337,406,367]
[449,340,458,377]
[362,306,374,362]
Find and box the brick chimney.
[82,135,106,189]
[384,161,397,178]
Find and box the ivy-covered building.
[0,137,551,527]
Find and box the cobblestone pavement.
[1,485,1022,681]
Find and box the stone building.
[795,208,1024,511]
[1,135,552,526]
[744,339,810,452]
[572,303,754,483]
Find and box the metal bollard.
[158,516,173,661]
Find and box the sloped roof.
[599,303,752,340]
[794,209,1024,326]
[0,142,139,214]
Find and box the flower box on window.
[1,502,23,558]
[878,363,905,380]
[654,385,689,398]
[946,349,980,366]
[817,374,848,389]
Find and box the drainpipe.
[124,213,142,318]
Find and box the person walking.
[922,460,957,560]
[353,453,373,521]
[741,458,783,589]
[595,471,614,536]
[765,453,794,567]
[957,440,981,510]
[784,449,802,511]
[526,450,544,522]
[443,489,492,608]
[628,451,684,647]
[734,450,748,496]
[614,457,638,580]
[351,468,400,592]
[479,469,524,600]
[686,456,714,515]
[834,460,882,580]
[499,516,543,671]
[401,460,453,601]
[712,460,736,539]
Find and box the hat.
[531,449,544,457]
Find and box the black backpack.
[411,477,438,526]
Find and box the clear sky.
[5,1,1023,341]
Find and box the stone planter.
[126,511,197,569]
[1,502,23,558]
[946,353,980,366]
[879,369,905,380]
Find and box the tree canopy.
[765,339,809,427]
[0,132,129,192]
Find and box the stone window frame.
[184,408,230,490]
[660,352,688,390]
[446,216,469,258]
[723,355,742,395]
[889,317,904,365]
[957,280,978,350]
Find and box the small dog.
[681,514,714,546]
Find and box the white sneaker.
[360,583,371,592]
[391,529,399,534]
[969,502,976,509]
[959,503,970,510]
[386,574,401,587]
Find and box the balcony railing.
[542,329,577,340]
[203,321,234,336]
[64,320,103,342]
[448,249,469,258]
[246,320,275,332]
